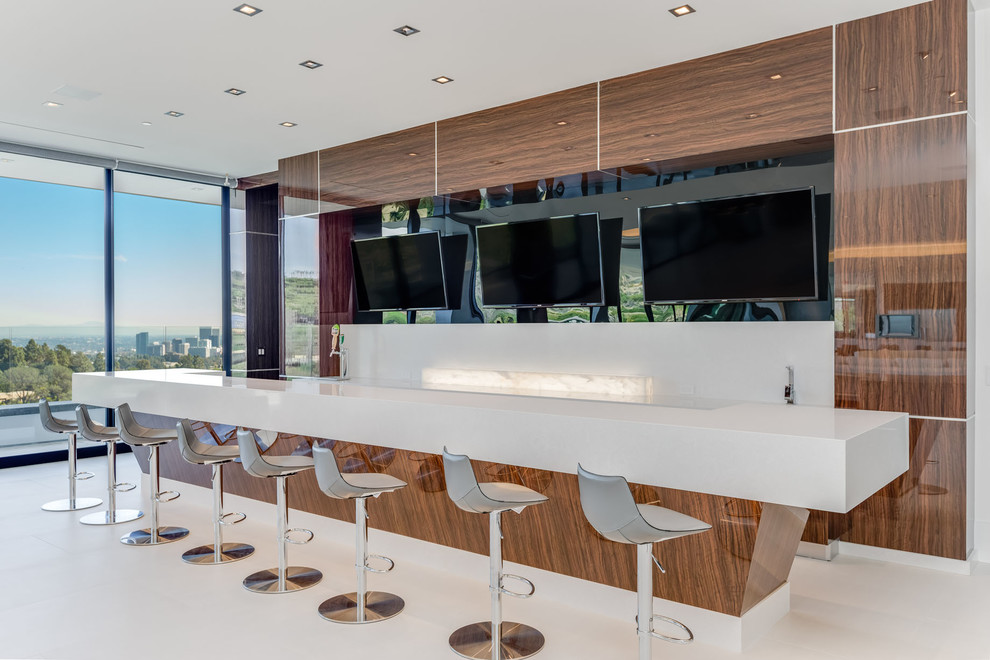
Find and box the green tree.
[5,365,41,403]
[39,342,55,366]
[39,364,73,402]
[54,344,72,367]
[135,359,151,370]
[0,370,9,394]
[69,351,94,373]
[24,339,43,365]
[91,352,105,372]
[0,339,25,370]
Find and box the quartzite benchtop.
[74,369,908,513]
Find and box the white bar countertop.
[74,369,909,513]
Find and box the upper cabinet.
[319,124,436,208]
[436,85,598,193]
[598,29,833,171]
[835,0,967,131]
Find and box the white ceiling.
[0,0,927,181]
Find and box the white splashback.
[342,322,834,406]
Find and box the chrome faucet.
[784,365,795,404]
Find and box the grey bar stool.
[313,445,406,623]
[117,403,190,546]
[442,448,547,660]
[39,399,101,512]
[75,404,143,525]
[576,465,712,660]
[175,419,254,564]
[236,429,322,594]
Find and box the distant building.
[170,338,189,355]
[210,330,220,350]
[148,343,165,357]
[184,336,198,348]
[135,332,149,356]
[189,346,209,358]
[199,326,214,341]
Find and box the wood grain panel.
[149,427,807,617]
[319,124,435,207]
[835,0,967,130]
[237,170,279,191]
[599,29,832,171]
[279,151,319,218]
[318,208,356,377]
[834,114,967,418]
[437,85,598,193]
[841,418,968,560]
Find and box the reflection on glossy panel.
[834,115,966,419]
[599,28,832,171]
[835,0,967,130]
[151,429,807,617]
[279,151,320,218]
[842,418,967,560]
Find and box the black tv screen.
[476,213,604,308]
[352,231,448,311]
[639,188,818,304]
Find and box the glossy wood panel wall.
[835,0,967,130]
[833,114,967,419]
[150,428,807,617]
[317,209,356,377]
[278,151,319,217]
[436,85,598,193]
[598,29,832,171]
[243,184,280,375]
[319,124,435,208]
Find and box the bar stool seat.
[577,464,711,660]
[237,429,322,594]
[443,448,547,660]
[117,403,189,546]
[313,446,406,624]
[75,405,143,526]
[175,420,254,565]
[39,399,101,512]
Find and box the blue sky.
[0,176,221,329]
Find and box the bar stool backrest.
[441,448,480,508]
[577,464,643,543]
[313,446,348,498]
[236,429,269,477]
[176,419,210,464]
[116,403,140,442]
[75,404,117,442]
[39,398,74,434]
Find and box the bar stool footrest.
[219,511,246,525]
[113,482,136,492]
[284,527,313,544]
[648,614,694,645]
[154,490,180,503]
[73,471,95,480]
[317,591,404,624]
[448,621,545,660]
[363,554,394,574]
[498,573,536,598]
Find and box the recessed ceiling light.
[165,110,184,117]
[407,152,418,157]
[43,101,62,107]
[919,51,931,60]
[770,74,782,80]
[394,25,420,36]
[141,121,152,126]
[279,121,297,127]
[432,75,453,84]
[669,4,695,17]
[555,121,569,126]
[866,86,879,92]
[622,197,631,201]
[233,3,262,16]
[948,91,958,98]
[299,60,323,69]
[225,88,247,96]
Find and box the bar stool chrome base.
[42,497,102,512]
[318,591,404,624]
[182,542,255,565]
[449,622,545,660]
[243,566,322,594]
[121,525,190,545]
[80,508,143,525]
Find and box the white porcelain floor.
[3,455,990,660]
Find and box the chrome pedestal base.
[181,542,255,565]
[449,622,545,660]
[42,497,102,512]
[120,525,190,545]
[80,509,143,525]
[318,591,404,624]
[242,566,322,594]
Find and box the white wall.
[342,321,835,406]
[972,3,990,561]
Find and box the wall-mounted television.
[476,213,604,308]
[352,231,448,312]
[638,187,818,305]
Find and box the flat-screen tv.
[476,213,604,308]
[352,231,448,311]
[638,187,818,305]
